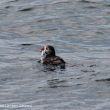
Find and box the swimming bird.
[40,45,65,68]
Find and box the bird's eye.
[46,47,48,50]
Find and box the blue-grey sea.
[0,0,110,110]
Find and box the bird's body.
[40,45,65,68]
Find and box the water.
[0,0,110,110]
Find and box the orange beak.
[40,47,44,52]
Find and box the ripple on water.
[0,0,110,110]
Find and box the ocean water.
[0,0,110,110]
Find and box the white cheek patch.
[40,45,50,63]
[41,50,46,58]
[40,49,47,63]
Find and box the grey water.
[0,0,110,110]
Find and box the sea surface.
[0,0,110,110]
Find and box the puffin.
[40,45,65,69]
